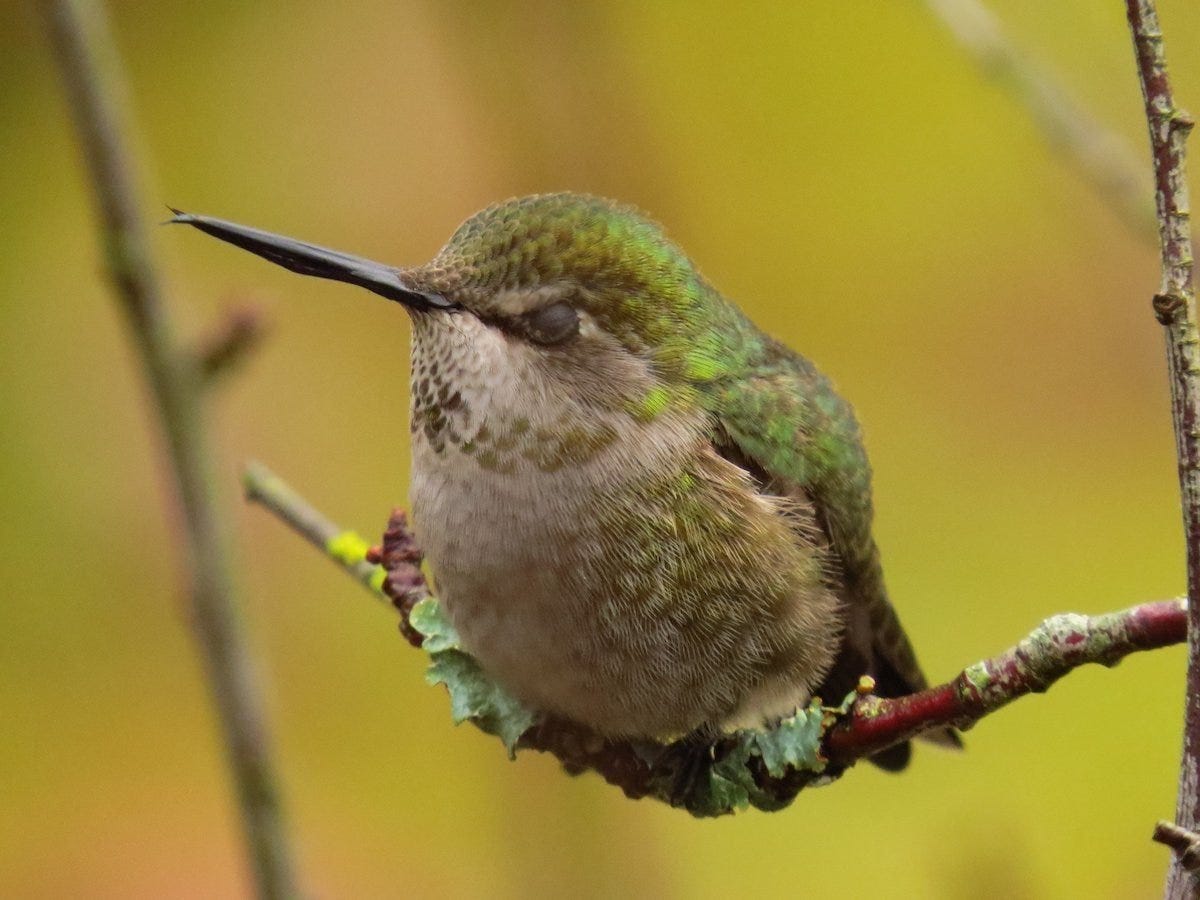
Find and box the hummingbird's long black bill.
[167,209,454,311]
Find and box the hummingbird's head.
[171,194,752,432]
[401,194,755,417]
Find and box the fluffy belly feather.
[409,429,842,739]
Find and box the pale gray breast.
[408,389,716,730]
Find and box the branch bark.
[243,463,1188,809]
[1122,2,1199,898]
[41,2,298,896]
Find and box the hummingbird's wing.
[710,343,961,769]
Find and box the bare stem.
[243,461,387,600]
[1155,820,1200,875]
[926,0,1158,239]
[1122,2,1199,897]
[40,1,298,896]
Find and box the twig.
[243,461,387,601]
[925,0,1158,239]
[198,304,267,384]
[242,469,1188,809]
[243,462,423,643]
[1123,2,1199,897]
[40,1,298,896]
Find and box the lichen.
[410,597,536,756]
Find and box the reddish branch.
[826,600,1185,763]
[241,463,1186,808]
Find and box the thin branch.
[197,304,267,385]
[243,470,1188,809]
[1124,0,1200,890]
[925,0,1158,239]
[40,1,298,896]
[243,462,424,644]
[1124,3,1200,898]
[243,461,386,601]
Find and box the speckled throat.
[406,311,843,739]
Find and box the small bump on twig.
[1154,292,1185,325]
[1154,820,1200,874]
[196,302,267,384]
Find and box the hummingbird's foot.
[652,732,719,809]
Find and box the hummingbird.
[173,193,959,770]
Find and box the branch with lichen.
[824,599,1185,763]
[244,462,1187,817]
[41,1,298,896]
[1122,2,1199,898]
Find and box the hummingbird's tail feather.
[862,574,964,755]
[815,541,963,769]
[866,741,912,772]
[921,727,966,750]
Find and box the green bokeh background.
[3,2,1198,897]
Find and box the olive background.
[2,2,1198,897]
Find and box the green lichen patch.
[410,597,536,756]
[711,702,827,814]
[752,703,827,779]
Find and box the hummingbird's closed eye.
[520,300,580,345]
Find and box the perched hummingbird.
[173,194,959,769]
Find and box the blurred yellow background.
[3,1,1198,897]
